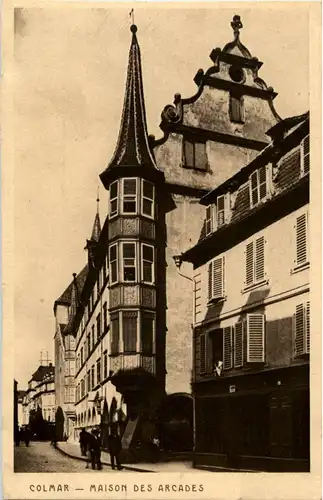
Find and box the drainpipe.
[173,254,196,466]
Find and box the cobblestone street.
[14,441,127,473]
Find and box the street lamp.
[172,253,197,467]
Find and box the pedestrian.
[79,428,88,456]
[107,426,123,470]
[24,427,31,447]
[89,429,102,470]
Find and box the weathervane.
[231,15,243,39]
[96,185,100,214]
[129,8,135,25]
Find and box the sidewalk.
[56,442,209,473]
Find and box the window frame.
[249,166,270,208]
[229,93,245,124]
[141,179,155,219]
[208,255,225,302]
[141,311,155,355]
[244,236,266,289]
[121,177,138,215]
[121,241,137,283]
[109,180,119,219]
[122,310,138,354]
[141,243,155,284]
[109,244,118,285]
[183,138,208,171]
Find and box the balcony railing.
[109,354,156,375]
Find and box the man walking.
[89,429,102,470]
[107,427,123,470]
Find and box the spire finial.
[129,8,136,31]
[231,15,243,39]
[96,185,100,214]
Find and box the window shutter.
[302,135,310,175]
[212,257,224,299]
[259,165,267,200]
[296,213,308,265]
[205,205,213,235]
[208,262,213,301]
[223,326,233,370]
[255,236,265,281]
[245,242,254,285]
[306,301,310,354]
[230,94,244,123]
[200,334,206,374]
[217,195,226,227]
[250,171,258,207]
[195,142,207,170]
[234,322,244,368]
[247,314,265,362]
[184,140,194,167]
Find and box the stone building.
[181,112,310,471]
[54,15,285,455]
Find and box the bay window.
[122,242,136,281]
[122,311,138,353]
[122,178,137,214]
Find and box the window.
[208,256,225,301]
[246,314,265,363]
[300,135,309,176]
[123,311,138,353]
[295,213,309,266]
[142,180,155,218]
[80,347,84,366]
[205,205,213,236]
[109,180,118,218]
[122,243,136,281]
[245,236,265,287]
[249,166,269,207]
[295,302,310,357]
[183,139,208,170]
[229,93,244,123]
[141,244,154,284]
[216,195,228,228]
[87,370,91,393]
[96,313,101,340]
[109,244,118,284]
[234,322,244,368]
[141,312,154,355]
[91,365,95,390]
[103,302,108,331]
[91,325,95,349]
[96,358,101,385]
[199,333,206,374]
[122,178,137,214]
[111,314,120,355]
[223,326,233,370]
[103,351,108,379]
[211,329,223,371]
[87,332,91,356]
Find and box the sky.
[13,4,309,388]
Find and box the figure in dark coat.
[79,428,89,456]
[107,428,122,470]
[89,429,102,470]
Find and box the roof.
[54,264,88,310]
[63,274,80,335]
[30,365,55,383]
[100,25,163,187]
[90,212,101,243]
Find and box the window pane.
[110,245,117,261]
[110,199,117,214]
[143,245,153,261]
[111,262,117,283]
[110,181,118,199]
[123,243,135,258]
[143,180,154,200]
[123,200,136,213]
[141,313,154,355]
[123,179,137,195]
[111,316,119,354]
[124,267,136,281]
[142,198,153,216]
[195,142,207,170]
[123,312,137,352]
[143,262,152,282]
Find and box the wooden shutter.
[205,205,213,235]
[306,301,310,354]
[223,326,233,370]
[212,256,224,299]
[255,236,265,281]
[250,171,259,207]
[234,322,244,368]
[200,334,206,374]
[217,195,226,227]
[230,94,244,123]
[247,314,265,362]
[246,241,254,285]
[296,213,308,265]
[208,262,213,301]
[195,142,207,170]
[258,165,267,200]
[302,135,310,175]
[184,140,194,167]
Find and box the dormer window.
[300,135,309,176]
[183,139,208,171]
[229,93,244,124]
[205,194,230,236]
[249,166,270,208]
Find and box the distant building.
[25,364,55,427]
[181,111,310,471]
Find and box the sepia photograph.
[3,2,321,498]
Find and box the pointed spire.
[64,273,79,335]
[100,24,162,188]
[90,188,101,242]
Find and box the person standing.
[107,427,123,470]
[79,428,88,456]
[89,429,102,470]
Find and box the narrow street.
[14,441,126,473]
